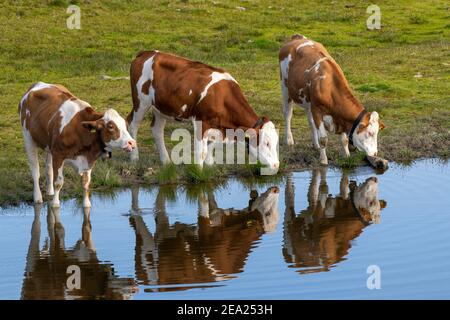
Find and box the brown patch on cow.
[141,79,152,95]
[357,113,371,134]
[103,120,120,143]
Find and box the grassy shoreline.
[0,0,449,207]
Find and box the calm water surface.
[0,159,449,299]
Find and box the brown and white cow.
[127,51,279,172]
[279,35,385,165]
[19,82,136,207]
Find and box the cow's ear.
[379,200,387,209]
[82,120,103,132]
[369,111,379,124]
[378,120,386,131]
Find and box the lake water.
[0,159,449,300]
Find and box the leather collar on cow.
[253,116,269,129]
[98,133,112,159]
[348,109,367,146]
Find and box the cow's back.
[20,83,75,149]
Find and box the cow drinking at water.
[127,51,279,173]
[279,35,385,165]
[19,82,136,207]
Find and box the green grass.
[336,152,367,169]
[0,0,449,206]
[155,164,178,184]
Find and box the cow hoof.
[285,138,294,146]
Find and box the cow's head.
[82,109,136,152]
[351,111,385,157]
[352,176,387,224]
[249,119,279,174]
[250,186,280,232]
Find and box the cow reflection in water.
[129,185,280,291]
[283,168,387,274]
[21,204,136,300]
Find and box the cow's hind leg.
[306,106,320,150]
[45,152,54,196]
[281,83,294,146]
[23,130,42,203]
[152,110,171,164]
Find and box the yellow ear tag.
[90,128,97,133]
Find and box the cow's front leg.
[45,152,54,196]
[51,160,64,208]
[340,133,351,158]
[152,111,171,164]
[128,103,150,161]
[81,170,92,208]
[194,136,208,167]
[193,120,208,167]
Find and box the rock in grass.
[366,155,389,171]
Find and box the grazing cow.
[19,82,136,207]
[279,35,385,165]
[128,185,279,289]
[127,51,279,172]
[283,168,387,274]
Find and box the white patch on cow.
[181,104,187,113]
[305,57,328,73]
[198,72,237,104]
[20,82,53,110]
[298,88,309,106]
[58,99,89,134]
[102,109,135,151]
[280,54,292,81]
[323,115,335,133]
[67,155,90,175]
[256,121,279,172]
[318,121,327,138]
[189,89,193,96]
[352,112,380,157]
[296,40,314,51]
[136,54,156,107]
